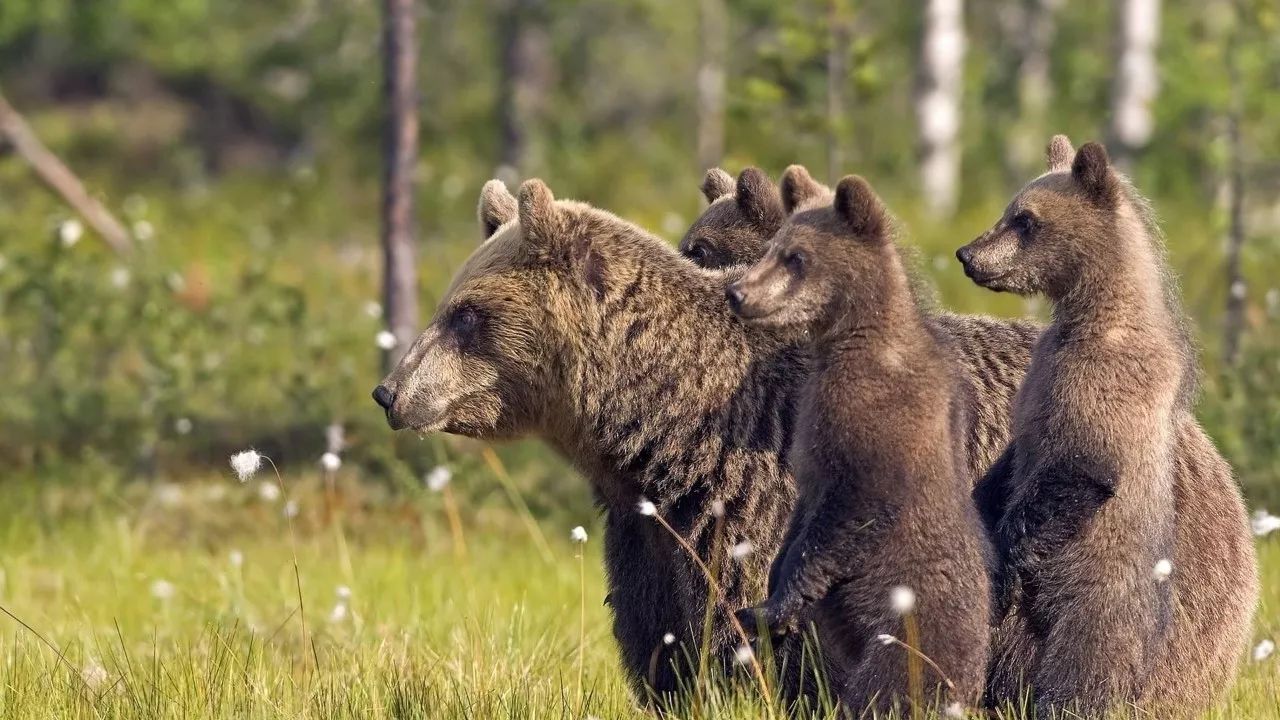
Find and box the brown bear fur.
[728,176,992,714]
[958,137,1258,716]
[377,178,816,706]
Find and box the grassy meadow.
[0,466,1276,719]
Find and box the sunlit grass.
[0,474,1275,719]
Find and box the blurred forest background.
[1,0,1278,510]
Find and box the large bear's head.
[374,179,608,438]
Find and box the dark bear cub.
[957,139,1184,716]
[729,176,992,714]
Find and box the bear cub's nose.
[372,385,395,410]
[725,284,746,314]
[955,245,973,268]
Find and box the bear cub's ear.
[517,179,562,245]
[735,167,785,233]
[1071,142,1118,207]
[834,175,887,242]
[780,164,827,215]
[478,180,518,240]
[700,168,735,204]
[1045,134,1075,173]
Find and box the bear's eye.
[1011,211,1037,235]
[784,250,807,274]
[450,305,480,334]
[686,240,710,263]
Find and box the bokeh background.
[0,2,1278,717]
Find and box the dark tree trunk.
[381,0,420,371]
[695,0,727,173]
[497,0,552,177]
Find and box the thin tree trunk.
[826,0,852,184]
[382,0,420,370]
[497,0,552,178]
[0,90,132,257]
[1222,25,1246,367]
[1108,0,1161,171]
[1008,0,1063,177]
[696,0,727,173]
[915,0,966,218]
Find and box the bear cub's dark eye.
[1011,211,1037,234]
[686,241,708,263]
[450,306,480,334]
[784,250,807,273]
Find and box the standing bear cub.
[729,176,992,715]
[957,138,1255,716]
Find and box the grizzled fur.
[729,177,993,714]
[376,179,806,703]
[958,137,1258,716]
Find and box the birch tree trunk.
[696,0,727,173]
[381,0,420,370]
[497,0,552,178]
[826,0,852,184]
[1008,0,1063,177]
[1109,0,1161,171]
[916,0,966,218]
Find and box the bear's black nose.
[955,246,973,268]
[372,385,395,410]
[726,284,746,314]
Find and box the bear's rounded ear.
[1046,134,1075,173]
[834,175,887,241]
[478,179,518,240]
[1071,142,1118,206]
[518,178,561,245]
[735,167,785,233]
[700,168,734,204]
[780,164,827,214]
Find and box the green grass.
[0,471,1275,719]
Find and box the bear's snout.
[725,283,746,314]
[372,384,395,410]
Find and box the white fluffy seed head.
[229,450,263,482]
[81,661,108,689]
[1152,558,1173,581]
[320,452,342,472]
[336,585,352,601]
[283,499,299,518]
[733,645,754,665]
[58,219,84,247]
[376,330,398,350]
[425,466,452,492]
[876,633,896,646]
[328,603,348,623]
[1251,509,1280,537]
[570,526,588,544]
[944,701,966,718]
[890,585,916,615]
[729,541,754,560]
[1253,639,1275,662]
[258,481,281,503]
[174,417,193,435]
[710,500,725,518]
[229,549,244,568]
[150,579,175,600]
[662,632,676,645]
[637,499,656,516]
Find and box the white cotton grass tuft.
[325,423,345,454]
[133,220,155,242]
[110,266,130,289]
[944,701,966,718]
[58,219,84,247]
[229,549,244,568]
[711,500,725,518]
[570,526,588,544]
[1152,558,1173,582]
[229,450,263,482]
[889,585,916,615]
[662,632,676,646]
[733,644,754,665]
[283,499,299,519]
[637,498,656,516]
[329,585,352,624]
[876,633,897,646]
[174,417,193,435]
[320,452,342,472]
[376,330,398,350]
[729,541,754,560]
[1251,509,1280,537]
[336,585,352,601]
[425,465,452,492]
[150,579,176,601]
[258,481,281,503]
[81,660,108,690]
[364,301,383,319]
[1253,639,1275,662]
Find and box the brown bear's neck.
[814,246,926,359]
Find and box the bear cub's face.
[956,138,1120,301]
[726,174,889,337]
[679,168,784,269]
